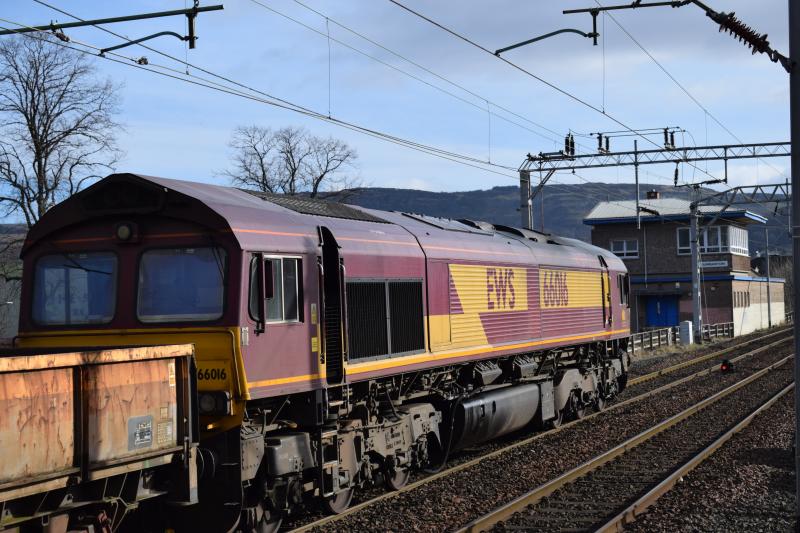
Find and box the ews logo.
[486,268,516,310]
[541,270,569,308]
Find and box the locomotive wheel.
[255,512,282,533]
[595,395,606,412]
[548,409,564,429]
[566,392,585,421]
[244,502,282,533]
[322,488,354,514]
[385,466,411,491]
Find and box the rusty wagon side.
[0,344,198,532]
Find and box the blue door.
[645,295,679,328]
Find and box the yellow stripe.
[246,328,628,388]
[248,373,322,388]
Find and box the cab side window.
[618,273,630,307]
[249,256,302,323]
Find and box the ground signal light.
[720,359,733,372]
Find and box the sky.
[0,0,792,218]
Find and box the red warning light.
[720,359,732,372]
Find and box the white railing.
[626,321,734,357]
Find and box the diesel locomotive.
[15,173,631,532]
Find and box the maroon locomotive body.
[17,173,630,531]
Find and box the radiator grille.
[346,279,425,361]
[389,281,425,354]
[346,282,388,360]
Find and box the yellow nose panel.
[539,269,604,309]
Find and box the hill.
[344,182,791,255]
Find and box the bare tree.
[305,136,359,198]
[222,125,279,193]
[224,125,359,198]
[0,34,122,229]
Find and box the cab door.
[319,226,347,385]
[598,256,612,328]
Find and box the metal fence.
[626,321,734,357]
[701,322,735,340]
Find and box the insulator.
[605,136,610,152]
[53,30,70,43]
[715,11,771,55]
[663,128,669,147]
[569,135,575,156]
[674,165,679,186]
[670,131,676,147]
[565,134,570,154]
[597,134,603,152]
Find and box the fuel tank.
[451,383,540,450]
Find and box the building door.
[645,295,679,328]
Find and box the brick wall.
[591,221,751,275]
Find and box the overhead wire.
[286,0,592,152]
[7,9,519,179]
[34,0,702,187]
[383,0,749,187]
[593,0,790,183]
[28,1,782,200]
[247,0,582,151]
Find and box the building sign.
[699,260,728,268]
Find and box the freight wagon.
[13,173,630,531]
[0,344,197,532]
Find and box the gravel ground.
[287,335,792,529]
[496,362,795,531]
[627,390,796,532]
[302,345,793,533]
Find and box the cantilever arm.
[100,31,188,55]
[495,28,598,56]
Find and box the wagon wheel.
[385,465,411,491]
[322,488,354,515]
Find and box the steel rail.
[455,354,794,533]
[628,328,792,386]
[289,331,791,532]
[596,381,795,532]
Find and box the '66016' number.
[197,368,227,381]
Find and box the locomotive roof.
[24,173,625,271]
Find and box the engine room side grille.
[346,281,389,360]
[346,279,425,361]
[389,281,425,354]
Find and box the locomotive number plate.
[197,360,232,390]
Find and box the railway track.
[288,330,793,532]
[460,356,794,533]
